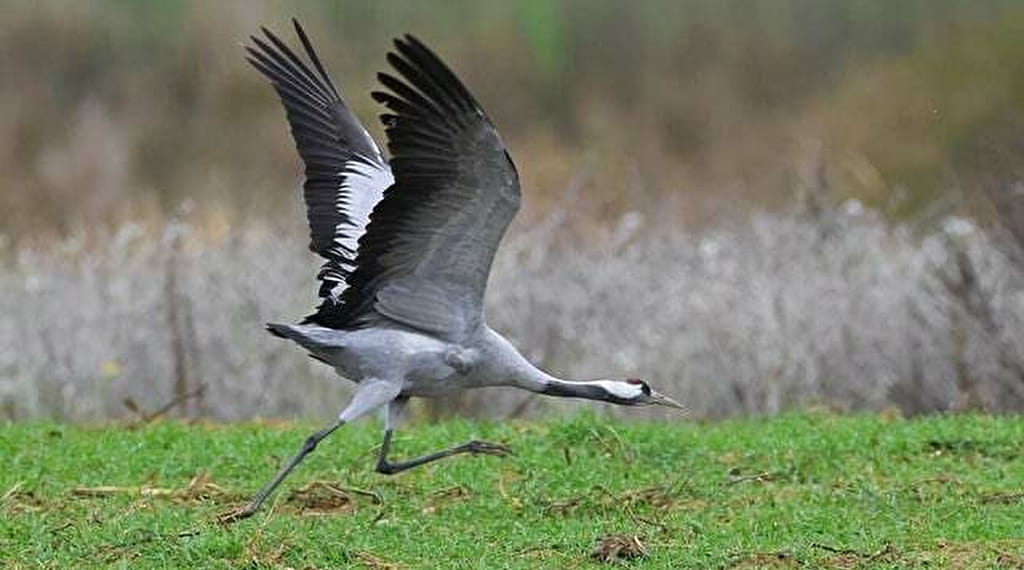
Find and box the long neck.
[489,330,624,404]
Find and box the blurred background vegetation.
[4,1,1024,420]
[3,0,1023,239]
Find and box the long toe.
[467,440,514,457]
[216,506,254,525]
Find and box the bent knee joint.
[444,347,478,374]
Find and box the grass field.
[2,413,1022,568]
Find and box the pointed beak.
[650,391,686,411]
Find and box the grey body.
[269,322,535,401]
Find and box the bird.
[221,20,683,523]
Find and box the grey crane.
[221,20,683,523]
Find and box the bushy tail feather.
[266,322,291,339]
[265,322,347,350]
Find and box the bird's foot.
[216,504,256,525]
[464,440,514,457]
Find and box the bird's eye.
[626,378,651,396]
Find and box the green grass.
[2,413,1022,568]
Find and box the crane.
[221,20,683,523]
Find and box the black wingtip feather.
[246,21,392,328]
[392,35,479,112]
[291,19,341,101]
[266,323,288,339]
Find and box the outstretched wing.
[245,19,393,309]
[316,35,520,340]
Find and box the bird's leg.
[218,379,400,524]
[374,429,512,475]
[218,419,345,524]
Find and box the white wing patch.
[324,156,393,300]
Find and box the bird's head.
[595,378,686,410]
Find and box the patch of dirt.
[921,539,1024,568]
[544,497,582,516]
[88,529,157,565]
[726,469,781,486]
[543,483,683,516]
[590,534,647,563]
[517,543,569,562]
[2,482,47,514]
[617,484,679,509]
[728,551,798,569]
[353,550,403,570]
[811,540,1024,568]
[421,485,471,515]
[241,539,290,567]
[814,543,898,568]
[978,491,1024,505]
[285,481,356,516]
[996,551,1024,568]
